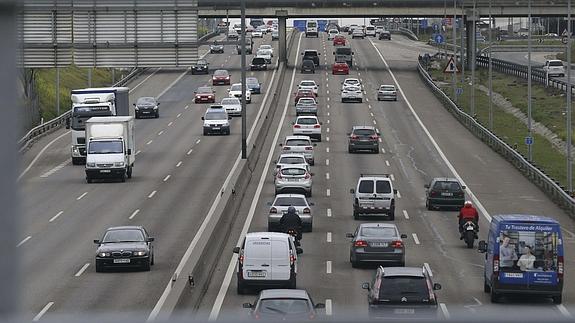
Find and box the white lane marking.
[326,159,330,166]
[326,189,331,196]
[326,89,330,95]
[358,72,361,76]
[370,112,374,117]
[18,130,70,181]
[177,113,182,118]
[200,35,303,323]
[368,104,372,109]
[129,209,140,220]
[381,147,386,153]
[325,299,333,316]
[40,158,70,178]
[365,97,370,102]
[74,263,90,277]
[326,173,330,180]
[557,305,573,318]
[196,139,201,144]
[187,148,193,155]
[136,150,142,156]
[327,119,330,124]
[76,192,88,200]
[49,211,64,223]
[390,174,395,181]
[168,121,173,127]
[327,208,332,217]
[412,233,420,245]
[148,190,157,199]
[439,303,450,320]
[157,69,190,99]
[326,147,330,153]
[397,191,402,198]
[163,175,171,182]
[327,232,332,243]
[146,140,153,145]
[33,302,54,322]
[176,161,182,167]
[378,138,382,143]
[424,262,433,277]
[158,130,164,136]
[368,37,493,223]
[17,236,31,248]
[326,261,332,274]
[385,160,390,167]
[403,210,410,219]
[327,97,330,101]
[185,105,189,110]
[326,127,330,133]
[327,112,330,117]
[372,120,377,125]
[326,136,330,142]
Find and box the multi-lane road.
[18,30,575,321]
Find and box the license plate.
[466,226,475,231]
[441,192,453,196]
[247,271,266,277]
[100,170,111,173]
[113,258,130,264]
[212,127,220,130]
[394,308,415,315]
[287,178,300,182]
[371,242,388,247]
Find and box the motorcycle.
[287,228,301,248]
[462,221,478,249]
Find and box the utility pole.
[527,0,533,161]
[452,0,457,102]
[488,0,493,130]
[567,0,573,192]
[461,0,465,87]
[470,0,476,117]
[241,0,247,159]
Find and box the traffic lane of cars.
[20,46,277,318]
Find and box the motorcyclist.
[280,206,303,241]
[458,201,479,239]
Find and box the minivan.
[234,232,302,294]
[478,214,564,304]
[351,174,397,220]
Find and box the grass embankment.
[429,62,575,189]
[557,46,575,64]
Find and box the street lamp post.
[241,0,247,159]
[488,0,493,130]
[567,0,573,192]
[527,0,533,161]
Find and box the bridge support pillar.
[277,12,287,63]
[465,10,479,71]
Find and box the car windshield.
[358,180,374,193]
[252,58,266,64]
[498,227,560,272]
[300,81,315,87]
[281,168,306,176]
[260,45,272,50]
[230,85,242,91]
[304,51,318,57]
[353,129,375,136]
[549,61,563,66]
[102,229,145,243]
[214,70,228,76]
[136,97,156,106]
[258,299,311,315]
[335,48,352,55]
[378,277,430,303]
[221,98,239,105]
[297,99,316,105]
[88,140,123,154]
[345,79,360,85]
[196,60,207,65]
[279,156,305,164]
[380,85,395,91]
[296,118,317,125]
[197,87,212,93]
[376,180,391,193]
[246,78,259,85]
[274,197,307,207]
[257,50,268,56]
[361,226,397,238]
[205,112,228,120]
[433,181,461,191]
[286,139,311,146]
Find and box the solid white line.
[130,67,161,92]
[158,130,164,136]
[176,161,182,167]
[326,159,330,166]
[17,236,31,247]
[167,121,173,127]
[326,189,331,197]
[326,173,330,180]
[403,210,410,219]
[397,191,402,198]
[76,192,88,200]
[325,299,333,316]
[157,69,190,99]
[33,302,54,322]
[18,130,70,181]
[412,233,420,245]
[424,262,433,277]
[326,261,332,274]
[327,208,332,217]
[385,160,390,167]
[368,38,492,223]
[146,140,153,145]
[198,35,304,323]
[49,211,64,223]
[163,175,171,182]
[557,305,573,318]
[187,149,193,155]
[129,209,140,220]
[327,232,332,243]
[148,191,157,199]
[74,263,90,277]
[439,303,450,320]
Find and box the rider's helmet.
[464,200,473,207]
[287,206,297,214]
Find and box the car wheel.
[353,209,359,220]
[307,190,312,198]
[490,284,500,303]
[358,99,363,103]
[377,97,381,101]
[86,177,92,184]
[317,135,322,142]
[348,147,354,153]
[155,112,159,118]
[95,261,104,273]
[142,259,151,271]
[389,209,395,220]
[135,113,140,119]
[237,278,247,295]
[426,200,433,211]
[398,259,406,267]
[373,147,379,154]
[483,279,491,293]
[120,173,126,182]
[309,159,315,166]
[203,129,208,136]
[151,254,155,266]
[288,276,297,289]
[350,254,359,268]
[127,166,132,179]
[553,295,563,304]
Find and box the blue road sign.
[434,34,444,44]
[433,23,439,31]
[525,136,533,145]
[420,19,428,29]
[456,88,463,96]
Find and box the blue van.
[478,215,564,304]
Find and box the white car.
[377,84,398,101]
[252,30,263,38]
[341,85,363,103]
[327,29,339,40]
[280,135,316,165]
[298,80,319,96]
[376,26,385,34]
[365,26,376,37]
[220,97,242,116]
[292,115,322,141]
[268,194,313,231]
[275,153,310,174]
[543,59,566,77]
[342,78,362,90]
[202,105,231,135]
[275,165,313,197]
[259,44,274,56]
[228,83,252,103]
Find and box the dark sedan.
[425,177,466,210]
[246,77,262,94]
[293,89,315,104]
[94,226,154,272]
[210,43,224,53]
[195,86,216,103]
[191,59,209,75]
[134,96,160,119]
[243,289,324,321]
[347,223,407,267]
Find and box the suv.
[348,126,380,153]
[295,97,318,116]
[350,174,397,220]
[301,50,320,66]
[361,266,442,320]
[233,232,301,294]
[202,106,232,135]
[543,59,566,77]
[424,177,466,210]
[352,28,365,39]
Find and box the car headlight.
[135,106,140,110]
[73,147,80,154]
[114,162,125,167]
[87,162,96,167]
[153,106,158,110]
[134,251,147,256]
[98,252,110,257]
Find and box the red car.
[333,35,347,46]
[194,86,215,103]
[212,69,231,85]
[294,89,315,104]
[332,62,350,75]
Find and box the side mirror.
[201,117,205,120]
[313,143,317,146]
[478,240,487,253]
[424,184,430,189]
[393,189,398,194]
[279,143,283,147]
[296,247,303,254]
[93,239,100,244]
[233,246,240,254]
[315,303,325,309]
[133,103,136,106]
[400,234,408,239]
[228,116,232,120]
[147,237,155,242]
[461,185,467,190]
[350,188,355,194]
[242,303,253,309]
[309,202,315,206]
[433,283,442,291]
[127,149,132,155]
[361,282,370,290]
[65,117,71,129]
[346,233,354,238]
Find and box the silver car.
[377,84,397,101]
[341,78,362,91]
[268,194,313,232]
[292,116,322,141]
[347,223,407,268]
[280,136,316,166]
[341,85,363,103]
[295,98,318,116]
[297,80,318,95]
[274,165,313,197]
[274,153,310,174]
[220,97,242,116]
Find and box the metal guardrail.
[391,27,419,41]
[417,59,575,217]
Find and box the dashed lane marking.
[403,210,410,219]
[176,161,182,167]
[385,160,390,167]
[326,159,330,166]
[129,209,140,220]
[326,261,332,274]
[412,233,420,245]
[187,149,193,155]
[397,191,402,198]
[326,189,331,196]
[168,122,173,127]
[439,303,450,320]
[76,192,88,200]
[148,190,157,199]
[17,236,31,248]
[163,175,171,182]
[327,232,332,243]
[33,302,54,322]
[325,299,333,316]
[327,208,332,217]
[49,211,63,223]
[74,263,90,277]
[146,140,153,145]
[326,173,330,180]
[158,130,164,136]
[390,174,395,181]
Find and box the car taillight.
[290,254,296,265]
[305,146,313,150]
[270,207,277,213]
[354,240,368,247]
[558,256,564,279]
[239,254,244,265]
[303,207,310,214]
[314,124,321,128]
[430,191,438,197]
[370,135,379,140]
[283,146,290,150]
[350,135,358,140]
[304,173,311,179]
[294,124,301,128]
[391,240,403,248]
[493,255,500,275]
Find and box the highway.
[18,33,282,320]
[191,33,575,320]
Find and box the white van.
[234,232,302,294]
[365,25,376,37]
[306,20,319,38]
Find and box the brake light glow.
[294,124,301,128]
[305,146,313,150]
[290,254,296,265]
[270,207,277,213]
[354,240,368,247]
[430,191,438,197]
[558,256,564,279]
[303,207,310,214]
[304,173,311,179]
[350,135,358,140]
[314,124,321,128]
[276,173,283,180]
[370,135,379,140]
[391,240,404,248]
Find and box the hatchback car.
[362,266,442,320]
[228,83,252,103]
[275,153,310,174]
[275,165,313,197]
[351,174,397,219]
[212,69,231,85]
[246,77,262,94]
[294,89,315,104]
[300,59,315,73]
[268,194,313,232]
[379,30,391,40]
[94,226,155,272]
[332,62,350,75]
[301,50,320,66]
[252,30,263,38]
[352,28,365,39]
[348,126,380,153]
[134,96,160,119]
[347,223,407,267]
[210,43,224,53]
[377,84,398,101]
[341,85,363,103]
[292,116,322,141]
[220,97,242,116]
[327,29,339,40]
[194,86,216,103]
[342,78,362,90]
[280,136,316,165]
[259,44,274,55]
[250,57,267,71]
[191,59,209,75]
[202,105,231,135]
[243,289,324,320]
[227,30,239,40]
[424,177,466,210]
[333,35,347,46]
[295,97,318,116]
[298,80,319,96]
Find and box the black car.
[243,289,324,320]
[379,30,391,40]
[134,96,160,119]
[250,57,267,71]
[94,226,155,272]
[236,43,253,54]
[348,126,379,153]
[301,50,320,66]
[210,43,224,53]
[191,59,209,75]
[246,77,262,94]
[362,266,442,320]
[301,59,315,73]
[424,177,466,210]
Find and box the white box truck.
[85,116,135,183]
[67,87,130,165]
[306,20,319,38]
